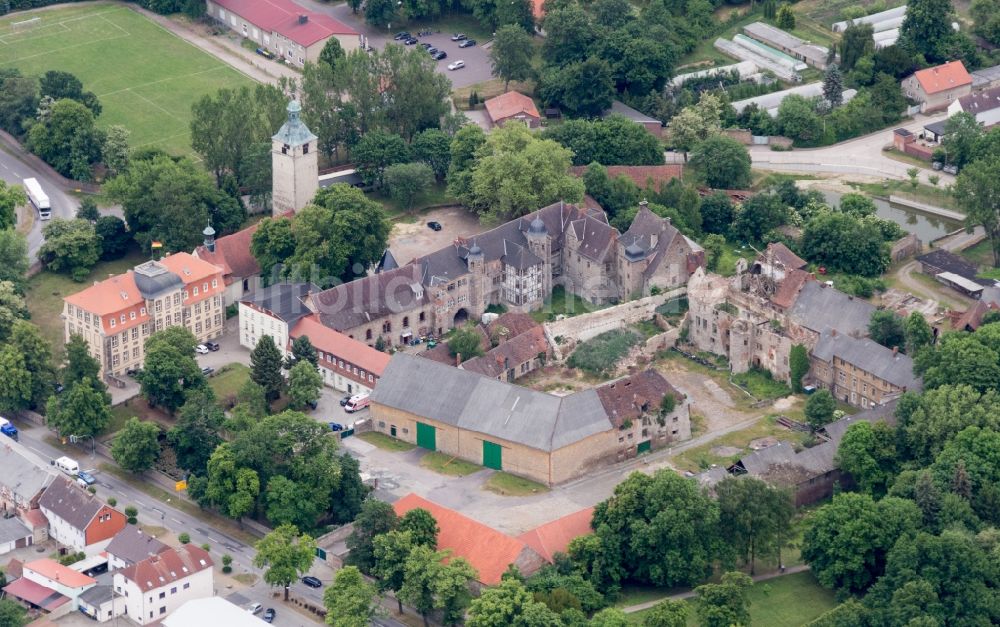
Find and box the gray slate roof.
[812,331,922,391]
[240,282,319,327]
[39,478,104,531]
[0,439,57,505]
[105,527,169,566]
[0,517,31,544]
[789,281,875,337]
[371,353,612,451]
[603,100,660,124]
[133,261,184,300]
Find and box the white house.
[105,527,170,571]
[3,558,97,618]
[289,314,390,397]
[114,545,214,624]
[947,85,1000,128]
[164,597,270,626]
[38,478,127,555]
[238,282,317,352]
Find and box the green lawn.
[848,179,962,213]
[356,431,416,452]
[206,363,250,402]
[483,472,549,496]
[0,4,256,156]
[373,182,459,218]
[960,239,995,269]
[25,249,147,363]
[731,367,792,401]
[420,451,482,476]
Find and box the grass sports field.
[0,3,255,156]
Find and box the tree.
[0,598,27,627]
[170,389,224,474]
[699,192,734,236]
[789,344,809,393]
[105,153,244,252]
[435,556,478,626]
[800,211,889,277]
[319,38,345,73]
[898,384,1000,464]
[716,477,794,574]
[46,377,111,438]
[73,197,99,223]
[900,0,955,62]
[802,493,921,593]
[694,571,753,627]
[448,325,484,360]
[254,524,316,601]
[64,334,101,389]
[26,99,103,181]
[363,0,396,27]
[467,577,562,627]
[776,95,824,145]
[38,219,101,281]
[836,421,899,497]
[411,129,452,182]
[39,70,100,115]
[491,26,535,90]
[94,216,131,261]
[541,6,593,66]
[941,112,983,168]
[346,499,398,573]
[955,159,1000,267]
[399,545,442,627]
[140,337,205,413]
[399,508,439,549]
[776,4,795,29]
[838,193,876,217]
[690,135,751,190]
[642,600,688,627]
[353,131,409,189]
[538,57,615,119]
[229,467,260,521]
[285,335,319,370]
[325,565,380,627]
[385,162,434,211]
[250,336,284,402]
[102,125,131,177]
[464,123,584,223]
[288,360,323,410]
[0,69,39,137]
[0,230,29,291]
[869,310,906,350]
[0,180,26,232]
[823,64,844,109]
[918,332,1000,393]
[111,417,161,473]
[840,23,875,71]
[668,93,722,158]
[543,117,664,167]
[0,346,31,415]
[7,321,53,412]
[804,389,836,430]
[703,234,725,272]
[372,529,415,613]
[446,124,487,201]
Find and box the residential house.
[205,0,358,66]
[0,438,57,540]
[193,223,262,307]
[602,101,663,136]
[39,478,127,555]
[483,91,541,128]
[78,572,125,623]
[105,528,170,571]
[289,313,390,397]
[902,60,973,113]
[238,282,318,352]
[461,326,550,382]
[369,354,690,485]
[114,545,214,624]
[163,597,270,626]
[62,253,225,380]
[4,558,98,618]
[809,330,922,408]
[306,202,703,349]
[947,85,1000,128]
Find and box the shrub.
[566,330,640,375]
[107,497,117,506]
[222,554,233,574]
[201,543,211,552]
[87,486,96,494]
[178,532,190,544]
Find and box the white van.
[54,456,80,476]
[344,394,370,413]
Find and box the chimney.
[298,14,308,23]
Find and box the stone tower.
[526,216,552,298]
[271,100,318,216]
[466,240,486,316]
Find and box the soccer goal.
[10,16,41,34]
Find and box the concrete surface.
[388,206,483,266]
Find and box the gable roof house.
[602,101,663,136]
[810,330,921,409]
[947,85,1000,128]
[114,545,214,624]
[4,558,98,618]
[0,439,57,538]
[903,60,973,112]
[370,354,690,485]
[105,527,170,571]
[237,281,318,352]
[289,313,391,397]
[516,507,595,563]
[39,478,127,555]
[193,223,262,306]
[461,326,550,382]
[484,91,542,128]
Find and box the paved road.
[0,144,80,261]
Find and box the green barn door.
[637,440,652,455]
[416,422,436,451]
[483,440,502,470]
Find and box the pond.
[820,191,962,242]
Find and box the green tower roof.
[272,100,317,147]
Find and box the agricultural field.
[0,3,255,156]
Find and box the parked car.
[201,367,215,376]
[451,33,467,41]
[458,39,476,48]
[393,32,410,40]
[306,399,318,410]
[329,422,344,432]
[943,164,959,175]
[432,51,447,60]
[427,47,438,55]
[263,608,276,623]
[205,341,220,351]
[344,394,370,413]
[339,395,351,406]
[302,576,323,588]
[255,47,275,59]
[427,221,442,231]
[447,60,465,70]
[196,344,209,354]
[405,37,418,45]
[54,383,65,394]
[248,603,263,614]
[77,471,96,486]
[932,161,943,171]
[420,42,433,49]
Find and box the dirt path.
[656,360,757,433]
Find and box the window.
[183,583,190,590]
[130,311,136,320]
[111,336,119,348]
[156,300,162,313]
[403,316,409,327]
[133,347,140,359]
[110,318,116,328]
[203,282,208,292]
[141,307,146,315]
[212,279,218,288]
[132,327,138,341]
[366,329,372,340]
[159,592,166,599]
[303,143,309,154]
[174,293,180,306]
[193,286,199,296]
[170,587,177,594]
[120,314,126,323]
[419,312,425,322]
[159,607,166,615]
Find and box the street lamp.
[69,434,95,458]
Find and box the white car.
[447,60,465,71]
[195,344,210,355]
[248,603,263,614]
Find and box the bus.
[23,177,51,220]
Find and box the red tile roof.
[484,91,541,124]
[290,314,391,377]
[569,165,683,191]
[63,271,149,332]
[212,0,357,47]
[516,507,594,563]
[20,509,48,530]
[120,545,213,593]
[392,494,543,585]
[194,223,261,284]
[24,558,96,589]
[914,61,972,95]
[3,577,70,609]
[596,370,680,428]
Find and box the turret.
[202,224,216,253]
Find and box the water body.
[820,191,962,242]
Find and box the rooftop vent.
[298,14,308,24]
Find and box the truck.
[22,177,51,221]
[0,417,17,442]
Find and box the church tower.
[271,100,318,216]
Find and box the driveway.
[750,112,955,185]
[389,206,483,265]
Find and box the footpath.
[621,565,812,613]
